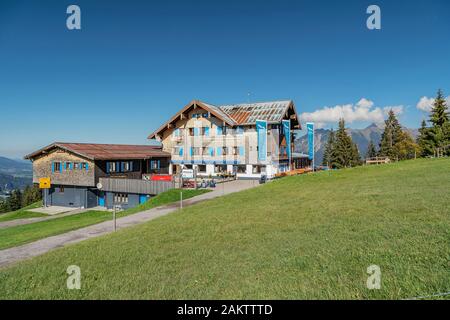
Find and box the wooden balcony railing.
[99,178,174,195]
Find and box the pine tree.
[428,90,450,156]
[0,200,8,213]
[429,89,449,128]
[351,142,361,166]
[379,110,403,160]
[417,120,435,157]
[7,189,23,212]
[333,119,359,168]
[366,140,377,159]
[23,185,42,207]
[322,129,335,167]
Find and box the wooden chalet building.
[148,99,308,179]
[25,143,171,209]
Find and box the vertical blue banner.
[282,120,291,160]
[307,122,314,161]
[256,120,267,161]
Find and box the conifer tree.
[322,129,335,167]
[417,120,435,157]
[7,189,22,212]
[23,185,42,207]
[429,89,449,128]
[366,140,377,159]
[379,110,403,160]
[333,119,359,168]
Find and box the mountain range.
[295,123,419,165]
[0,156,32,191]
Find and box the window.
[235,165,246,173]
[82,163,89,171]
[173,146,183,156]
[74,162,80,170]
[235,126,244,134]
[52,162,61,172]
[190,147,201,156]
[150,160,160,170]
[189,128,195,136]
[215,165,227,173]
[216,125,227,135]
[107,161,135,173]
[197,165,206,173]
[232,147,239,156]
[114,193,128,204]
[252,165,262,174]
[64,162,72,170]
[58,186,65,193]
[201,127,209,136]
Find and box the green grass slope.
[0,202,45,222]
[0,189,209,250]
[0,159,449,299]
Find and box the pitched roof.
[25,142,170,161]
[217,100,293,125]
[148,99,299,139]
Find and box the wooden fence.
[99,178,175,195]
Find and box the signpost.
[39,177,51,207]
[113,204,121,232]
[181,169,194,179]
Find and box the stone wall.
[32,149,95,187]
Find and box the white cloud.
[416,96,450,112]
[300,98,404,126]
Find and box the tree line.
[0,185,42,214]
[322,89,448,169]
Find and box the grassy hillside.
[0,201,45,222]
[0,159,449,299]
[0,189,210,250]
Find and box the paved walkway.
[0,208,92,229]
[0,180,258,268]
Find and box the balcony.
[99,177,175,195]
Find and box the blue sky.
[0,0,449,158]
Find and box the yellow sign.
[39,178,51,189]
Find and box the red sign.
[151,175,172,181]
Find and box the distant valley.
[0,156,32,192]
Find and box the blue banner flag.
[282,120,291,160]
[256,120,267,161]
[307,122,314,161]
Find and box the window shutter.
[179,147,183,156]
[190,147,194,156]
[209,147,214,156]
[239,146,245,156]
[216,126,222,135]
[85,163,89,171]
[52,162,55,173]
[204,127,209,136]
[217,147,222,156]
